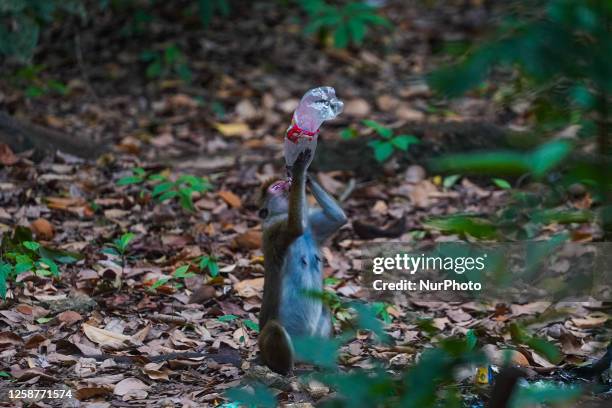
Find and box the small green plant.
[140,43,192,83]
[0,0,86,63]
[149,264,197,292]
[198,255,219,277]
[363,120,420,162]
[0,227,81,298]
[9,65,68,98]
[371,301,392,324]
[301,1,391,48]
[196,0,230,26]
[117,168,213,212]
[492,178,512,190]
[102,232,135,272]
[340,126,358,140]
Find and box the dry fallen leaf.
[188,285,216,304]
[58,310,83,325]
[571,313,608,329]
[75,357,98,378]
[218,190,242,208]
[31,218,54,240]
[75,387,112,401]
[234,277,264,298]
[113,377,150,399]
[82,323,131,349]
[344,98,371,117]
[0,143,17,166]
[233,230,262,249]
[214,122,250,137]
[510,302,551,317]
[0,332,23,349]
[446,308,472,323]
[142,362,170,380]
[482,344,530,367]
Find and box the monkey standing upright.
[257,149,347,374]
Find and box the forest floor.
[0,1,610,406]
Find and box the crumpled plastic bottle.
[284,86,343,172]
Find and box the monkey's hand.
[292,149,312,177]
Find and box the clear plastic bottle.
[284,86,344,172]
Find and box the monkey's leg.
[259,320,294,375]
[315,307,332,338]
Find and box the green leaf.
[443,174,461,188]
[243,319,260,332]
[15,255,34,273]
[0,263,10,299]
[173,265,195,279]
[526,337,562,365]
[347,19,366,45]
[36,317,53,324]
[363,120,393,138]
[359,12,392,28]
[156,190,179,202]
[340,127,358,140]
[22,241,40,251]
[218,314,239,323]
[369,140,394,162]
[38,257,59,277]
[148,173,167,182]
[102,247,119,256]
[529,140,572,178]
[465,329,477,351]
[430,151,530,175]
[390,134,419,151]
[117,176,144,186]
[492,178,512,189]
[424,215,498,239]
[152,182,175,197]
[25,86,44,98]
[179,191,196,212]
[324,277,341,286]
[38,246,82,264]
[150,277,170,291]
[118,233,135,252]
[333,23,350,48]
[146,60,162,79]
[176,64,192,83]
[532,209,592,224]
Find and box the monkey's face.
[260,180,291,218]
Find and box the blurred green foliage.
[9,64,69,98]
[427,0,612,239]
[0,226,82,298]
[363,120,420,162]
[0,0,86,63]
[1,0,391,69]
[141,43,192,83]
[226,303,580,407]
[300,0,391,48]
[117,168,213,212]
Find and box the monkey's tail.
[259,320,294,375]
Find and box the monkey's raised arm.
[286,150,310,240]
[308,175,347,242]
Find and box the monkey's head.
[258,179,291,219]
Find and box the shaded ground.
[0,1,610,406]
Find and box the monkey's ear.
[258,208,269,219]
